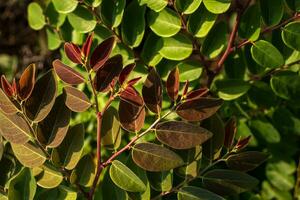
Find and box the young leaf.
[93,55,123,92]
[178,186,225,200]
[155,121,213,149]
[110,160,147,192]
[25,70,57,122]
[37,94,71,148]
[226,151,269,172]
[186,88,209,100]
[17,63,36,100]
[90,37,116,71]
[203,169,259,195]
[132,142,184,172]
[166,67,179,102]
[8,168,36,200]
[0,112,31,144]
[51,124,84,170]
[64,42,82,64]
[176,97,223,121]
[119,63,136,85]
[1,75,13,97]
[63,86,91,112]
[81,32,94,59]
[0,89,19,115]
[235,136,251,151]
[142,68,162,114]
[52,59,85,85]
[224,117,237,149]
[35,163,63,188]
[11,142,47,168]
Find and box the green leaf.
[0,112,31,144]
[177,60,203,82]
[178,186,225,200]
[248,81,278,108]
[46,28,62,50]
[45,2,66,27]
[281,22,300,51]
[67,6,97,33]
[101,107,121,150]
[175,0,202,14]
[137,0,167,12]
[100,0,126,28]
[27,2,46,30]
[203,169,259,196]
[25,70,57,122]
[52,0,78,14]
[285,0,300,11]
[147,171,173,191]
[250,119,281,144]
[37,94,71,148]
[132,142,184,172]
[0,88,19,115]
[11,142,47,168]
[57,186,77,200]
[147,8,181,37]
[159,33,193,61]
[251,40,284,68]
[238,4,261,41]
[51,124,84,170]
[187,4,217,38]
[8,168,36,200]
[273,107,300,135]
[141,32,163,66]
[35,163,63,188]
[155,121,213,149]
[260,0,284,26]
[201,22,227,59]
[121,0,146,47]
[70,155,96,187]
[203,0,231,14]
[110,160,146,192]
[224,51,246,79]
[214,79,251,100]
[270,71,300,102]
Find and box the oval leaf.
[100,0,126,28]
[52,59,85,85]
[132,142,184,172]
[0,89,19,115]
[67,6,97,33]
[260,0,284,26]
[282,21,300,51]
[156,121,213,149]
[35,164,63,188]
[175,0,202,14]
[63,86,91,112]
[52,0,78,14]
[27,2,46,30]
[215,79,251,101]
[166,67,180,101]
[17,63,36,100]
[178,186,225,200]
[203,0,231,14]
[64,43,82,64]
[110,160,146,192]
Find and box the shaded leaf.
[282,21,300,51]
[63,86,91,112]
[25,70,57,122]
[100,0,126,28]
[132,142,184,172]
[1,75,13,97]
[166,67,179,101]
[175,0,202,14]
[156,121,213,149]
[52,59,85,85]
[11,142,47,168]
[235,136,251,151]
[141,32,163,66]
[215,79,251,101]
[226,151,269,172]
[0,89,19,115]
[119,63,136,85]
[239,4,261,41]
[35,163,63,188]
[8,168,36,200]
[178,186,225,200]
[64,43,82,64]
[0,112,31,144]
[178,60,203,82]
[142,68,162,114]
[203,169,259,195]
[224,117,237,149]
[176,97,223,122]
[37,94,70,148]
[186,88,209,100]
[260,0,284,26]
[82,32,94,59]
[102,107,121,150]
[249,119,280,144]
[90,37,116,71]
[110,160,146,192]
[147,171,173,192]
[17,63,36,100]
[51,124,84,170]
[93,55,123,92]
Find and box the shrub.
[0,0,300,200]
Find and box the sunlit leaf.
[52,0,78,14]
[17,63,36,100]
[27,2,46,30]
[102,107,121,150]
[138,0,167,12]
[67,6,97,33]
[203,0,231,14]
[63,86,91,112]
[175,0,202,14]
[35,163,63,188]
[0,89,19,115]
[100,0,126,28]
[215,79,251,101]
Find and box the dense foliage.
[0,0,300,200]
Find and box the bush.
[0,0,300,200]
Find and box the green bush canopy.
[0,0,300,199]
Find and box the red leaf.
[119,63,136,85]
[81,32,94,60]
[186,88,209,100]
[120,86,144,107]
[127,77,142,87]
[64,42,82,64]
[1,75,13,97]
[142,68,162,114]
[166,67,179,102]
[53,59,85,85]
[93,55,123,92]
[17,63,36,100]
[224,117,237,149]
[182,80,189,97]
[235,136,251,151]
[90,37,116,71]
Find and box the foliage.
[0,0,300,200]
